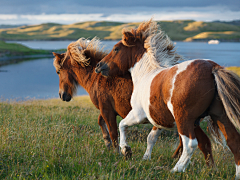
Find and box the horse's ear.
[53,52,65,69]
[122,31,135,47]
[53,52,65,59]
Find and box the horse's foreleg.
[171,124,198,172]
[100,109,119,153]
[119,109,146,158]
[98,114,112,149]
[143,127,163,160]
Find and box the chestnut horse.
[53,37,183,159]
[95,20,240,178]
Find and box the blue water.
[0,41,240,100]
[176,42,240,67]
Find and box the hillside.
[0,20,240,41]
[0,40,54,65]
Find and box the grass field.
[0,95,237,179]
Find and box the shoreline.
[0,54,54,66]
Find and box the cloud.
[0,5,239,25]
[0,0,239,15]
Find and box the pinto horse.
[95,20,240,178]
[53,37,184,158]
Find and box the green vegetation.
[0,40,51,57]
[0,96,237,179]
[0,40,65,65]
[0,20,240,41]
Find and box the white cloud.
[0,6,239,25]
[0,14,18,20]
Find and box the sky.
[0,0,240,25]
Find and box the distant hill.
[0,24,26,29]
[0,20,240,42]
[213,20,240,26]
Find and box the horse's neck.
[129,53,162,85]
[75,65,97,93]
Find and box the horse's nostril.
[96,62,100,68]
[59,93,61,98]
[62,92,67,100]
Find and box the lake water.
[1,41,240,100]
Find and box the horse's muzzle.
[59,91,72,102]
[95,62,109,76]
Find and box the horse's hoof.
[142,154,151,160]
[121,146,132,159]
[170,168,177,173]
[106,143,112,150]
[104,138,112,150]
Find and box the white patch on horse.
[167,60,195,119]
[236,164,240,180]
[130,53,177,130]
[143,128,163,160]
[171,134,198,172]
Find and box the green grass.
[0,40,51,57]
[0,96,237,179]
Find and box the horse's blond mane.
[122,19,183,68]
[61,37,108,67]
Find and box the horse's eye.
[57,70,60,74]
[114,47,119,53]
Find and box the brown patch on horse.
[171,60,215,137]
[149,66,178,128]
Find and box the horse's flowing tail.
[212,67,240,131]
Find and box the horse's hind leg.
[172,136,183,158]
[98,114,112,149]
[194,125,214,166]
[209,97,240,179]
[171,122,198,172]
[142,128,188,160]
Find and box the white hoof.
[236,164,240,180]
[142,154,151,160]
